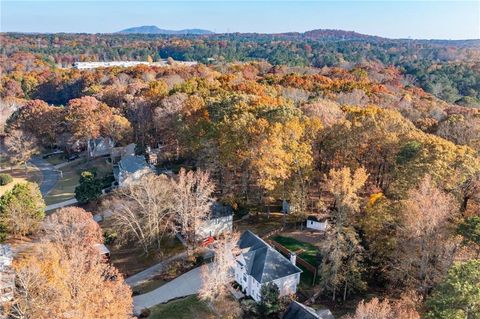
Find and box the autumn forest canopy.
[0,30,479,318]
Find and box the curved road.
[29,156,60,196]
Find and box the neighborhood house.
[195,203,233,240]
[235,230,302,302]
[114,154,154,186]
[282,301,335,319]
[87,137,114,159]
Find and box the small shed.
[306,216,328,232]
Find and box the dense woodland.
[1,31,480,106]
[0,32,479,318]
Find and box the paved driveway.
[132,264,209,313]
[125,252,188,287]
[45,198,78,212]
[29,157,60,196]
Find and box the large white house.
[235,231,302,302]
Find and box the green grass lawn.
[44,157,112,205]
[148,296,213,319]
[272,235,320,266]
[44,164,81,205]
[298,264,319,287]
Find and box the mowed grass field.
[271,235,320,266]
[44,156,112,205]
[272,235,321,286]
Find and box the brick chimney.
[290,252,296,265]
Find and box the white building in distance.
[73,60,197,69]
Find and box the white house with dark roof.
[282,301,335,319]
[195,203,233,240]
[235,230,302,302]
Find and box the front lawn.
[44,163,81,205]
[148,295,213,319]
[44,157,113,205]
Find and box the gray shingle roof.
[119,155,149,173]
[238,230,302,284]
[282,301,335,319]
[210,203,233,218]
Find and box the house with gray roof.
[114,154,153,186]
[87,137,114,158]
[195,203,233,240]
[282,301,335,319]
[235,230,302,302]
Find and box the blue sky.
[1,1,479,39]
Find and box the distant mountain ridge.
[117,25,214,35]
[116,27,381,41]
[302,29,384,40]
[259,29,385,42]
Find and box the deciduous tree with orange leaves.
[6,207,133,319]
[391,175,459,293]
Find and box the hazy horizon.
[1,1,479,40]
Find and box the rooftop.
[238,230,302,284]
[118,155,149,174]
[282,301,335,319]
[211,202,233,219]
